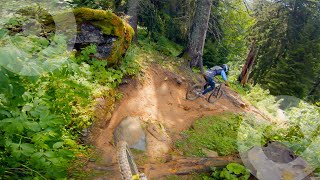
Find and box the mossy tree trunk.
[185,0,212,72]
[127,0,140,43]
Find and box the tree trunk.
[239,41,257,85]
[127,0,140,43]
[308,73,320,101]
[185,0,212,71]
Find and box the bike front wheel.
[208,86,224,104]
[186,84,203,100]
[117,141,140,180]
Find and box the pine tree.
[252,0,320,99]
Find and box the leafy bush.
[208,163,250,180]
[0,31,140,178]
[0,66,83,179]
[120,44,141,76]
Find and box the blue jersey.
[205,67,228,81]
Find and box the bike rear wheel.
[208,85,224,104]
[117,141,140,180]
[186,84,203,100]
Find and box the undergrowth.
[176,113,243,156]
[227,66,320,174]
[204,163,250,180]
[0,29,141,179]
[137,27,183,57]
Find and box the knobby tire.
[186,84,203,100]
[117,141,139,180]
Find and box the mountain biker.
[200,64,229,97]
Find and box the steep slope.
[88,62,251,171]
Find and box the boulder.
[242,141,313,180]
[6,7,134,65]
[113,117,146,151]
[72,8,134,64]
[202,148,219,158]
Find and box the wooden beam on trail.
[143,156,242,178]
[99,156,242,178]
[224,89,248,109]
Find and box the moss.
[72,8,134,65]
[73,8,124,37]
[17,6,53,24]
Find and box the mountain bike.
[186,78,224,104]
[117,141,148,180]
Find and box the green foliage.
[206,163,250,180]
[0,35,140,178]
[121,44,141,76]
[246,85,280,115]
[0,67,81,179]
[137,28,183,57]
[0,33,70,75]
[176,114,243,156]
[154,36,183,56]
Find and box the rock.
[8,7,134,65]
[89,158,96,162]
[72,8,134,65]
[183,106,191,111]
[147,123,168,142]
[113,116,146,151]
[175,78,183,85]
[242,141,313,180]
[202,148,219,158]
[199,104,209,109]
[80,128,90,143]
[74,23,116,59]
[240,103,247,109]
[94,91,116,127]
[146,121,173,161]
[262,141,296,163]
[277,109,287,121]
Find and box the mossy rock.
[72,8,134,65]
[5,7,134,65]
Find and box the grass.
[175,113,244,157]
[131,149,148,166]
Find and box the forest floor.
[84,62,268,179]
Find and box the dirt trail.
[89,63,253,178]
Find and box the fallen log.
[224,91,247,109]
[144,156,242,178]
[97,156,241,178]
